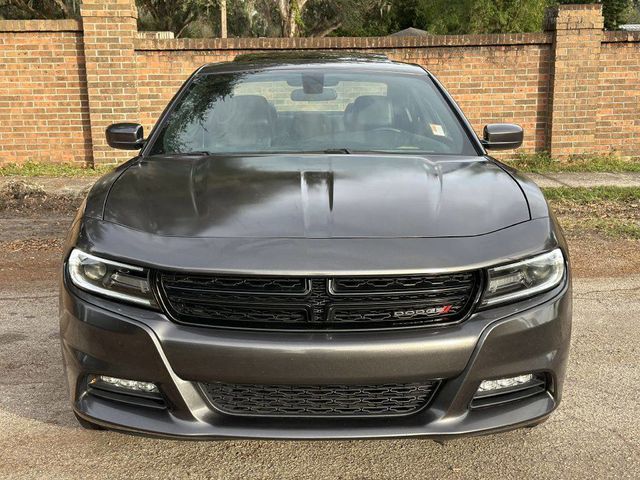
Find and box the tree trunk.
[287,8,297,37]
[277,0,309,37]
[220,0,228,38]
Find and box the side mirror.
[482,124,523,150]
[106,123,145,150]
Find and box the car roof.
[197,51,427,75]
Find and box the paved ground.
[0,238,638,478]
[528,172,640,188]
[0,176,93,198]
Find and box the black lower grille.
[157,272,480,330]
[200,381,439,417]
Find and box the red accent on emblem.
[441,305,452,314]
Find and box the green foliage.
[623,0,640,22]
[558,216,640,239]
[137,0,218,37]
[0,0,79,19]
[225,1,283,37]
[603,0,632,28]
[542,186,640,203]
[505,152,640,173]
[0,162,111,177]
[336,0,551,36]
[544,186,640,239]
[467,0,547,34]
[416,0,539,35]
[304,0,393,36]
[556,0,630,30]
[1,0,636,39]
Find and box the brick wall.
[81,0,140,165]
[598,32,640,156]
[0,20,91,165]
[0,3,638,166]
[546,4,604,157]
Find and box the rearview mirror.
[291,88,338,101]
[106,123,145,150]
[482,124,523,150]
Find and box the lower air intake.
[200,381,439,417]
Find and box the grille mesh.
[201,381,439,417]
[331,274,474,293]
[162,275,308,293]
[158,272,479,330]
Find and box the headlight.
[482,249,565,307]
[67,248,157,308]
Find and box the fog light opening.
[86,374,167,409]
[477,374,534,394]
[471,373,547,409]
[91,375,159,393]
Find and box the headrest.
[347,95,393,130]
[204,95,275,147]
[209,95,275,126]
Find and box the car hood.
[102,154,530,238]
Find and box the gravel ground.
[0,208,639,479]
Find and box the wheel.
[74,411,105,430]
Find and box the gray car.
[60,53,571,439]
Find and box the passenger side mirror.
[482,124,523,150]
[106,123,145,150]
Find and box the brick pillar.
[80,0,140,165]
[545,4,604,157]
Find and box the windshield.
[148,69,478,156]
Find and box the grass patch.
[558,218,640,240]
[542,186,640,203]
[504,152,640,173]
[0,162,112,177]
[543,187,640,240]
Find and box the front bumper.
[60,279,571,440]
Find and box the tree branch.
[52,0,70,16]
[315,20,342,37]
[9,0,49,19]
[175,10,198,38]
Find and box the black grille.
[331,275,473,293]
[200,381,439,417]
[161,275,308,294]
[157,272,480,330]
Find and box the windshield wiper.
[323,148,352,154]
[150,151,212,157]
[152,149,358,157]
[182,151,212,156]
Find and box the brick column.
[80,0,140,165]
[545,4,604,157]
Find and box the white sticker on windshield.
[430,123,446,136]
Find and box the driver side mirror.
[106,123,145,150]
[482,124,523,150]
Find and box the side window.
[396,79,466,147]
